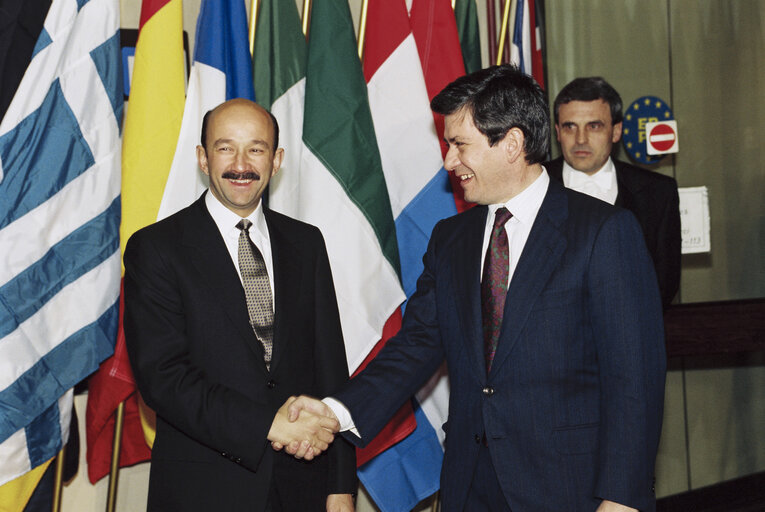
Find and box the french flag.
[157,0,255,221]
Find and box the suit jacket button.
[474,434,481,444]
[482,386,494,396]
[221,451,228,458]
[267,380,276,389]
[235,457,242,464]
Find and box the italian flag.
[255,0,403,380]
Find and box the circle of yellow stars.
[622,98,673,159]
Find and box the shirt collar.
[204,190,268,241]
[487,169,549,226]
[562,157,616,191]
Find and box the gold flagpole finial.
[358,0,370,60]
[249,0,259,57]
[497,0,515,65]
[302,0,312,37]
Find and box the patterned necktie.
[481,207,513,372]
[236,219,274,369]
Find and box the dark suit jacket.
[124,194,356,511]
[334,179,666,512]
[545,157,681,307]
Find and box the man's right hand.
[271,395,340,458]
[267,396,338,460]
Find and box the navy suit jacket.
[124,195,356,511]
[335,178,666,511]
[545,157,681,307]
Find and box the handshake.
[267,395,340,461]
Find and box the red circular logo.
[648,123,676,152]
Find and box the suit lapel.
[181,196,268,367]
[489,180,568,375]
[452,206,490,380]
[263,209,300,373]
[615,160,640,210]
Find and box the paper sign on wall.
[679,186,710,254]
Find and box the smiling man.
[124,99,356,512]
[286,66,667,512]
[545,77,681,307]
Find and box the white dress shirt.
[481,170,549,288]
[204,191,275,305]
[562,157,618,205]
[327,170,551,435]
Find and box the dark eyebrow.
[213,138,271,149]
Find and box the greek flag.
[0,0,122,486]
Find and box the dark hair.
[553,77,623,125]
[430,64,549,164]
[200,104,280,151]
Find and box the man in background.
[545,76,681,307]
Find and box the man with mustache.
[545,77,681,307]
[124,99,356,511]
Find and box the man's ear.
[611,121,623,143]
[272,147,284,177]
[503,127,525,163]
[196,145,209,175]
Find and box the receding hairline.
[201,99,278,150]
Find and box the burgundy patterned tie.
[481,207,513,372]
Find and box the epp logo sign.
[622,96,676,165]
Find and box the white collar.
[488,169,549,226]
[563,157,616,191]
[204,191,269,242]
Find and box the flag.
[530,0,546,89]
[454,0,482,74]
[157,0,255,221]
[355,1,458,509]
[255,0,423,482]
[0,0,122,495]
[254,0,410,470]
[263,0,404,383]
[511,0,545,89]
[410,0,473,214]
[85,0,184,483]
[511,0,531,73]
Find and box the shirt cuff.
[322,397,360,438]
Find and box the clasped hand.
[268,396,339,460]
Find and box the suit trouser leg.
[464,441,511,511]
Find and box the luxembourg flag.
[357,0,458,509]
[156,0,254,221]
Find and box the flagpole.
[302,0,311,36]
[52,446,65,512]
[496,0,514,64]
[105,401,125,512]
[249,0,260,56]
[358,0,369,59]
[486,0,497,64]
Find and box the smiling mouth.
[222,171,260,182]
[458,173,475,181]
